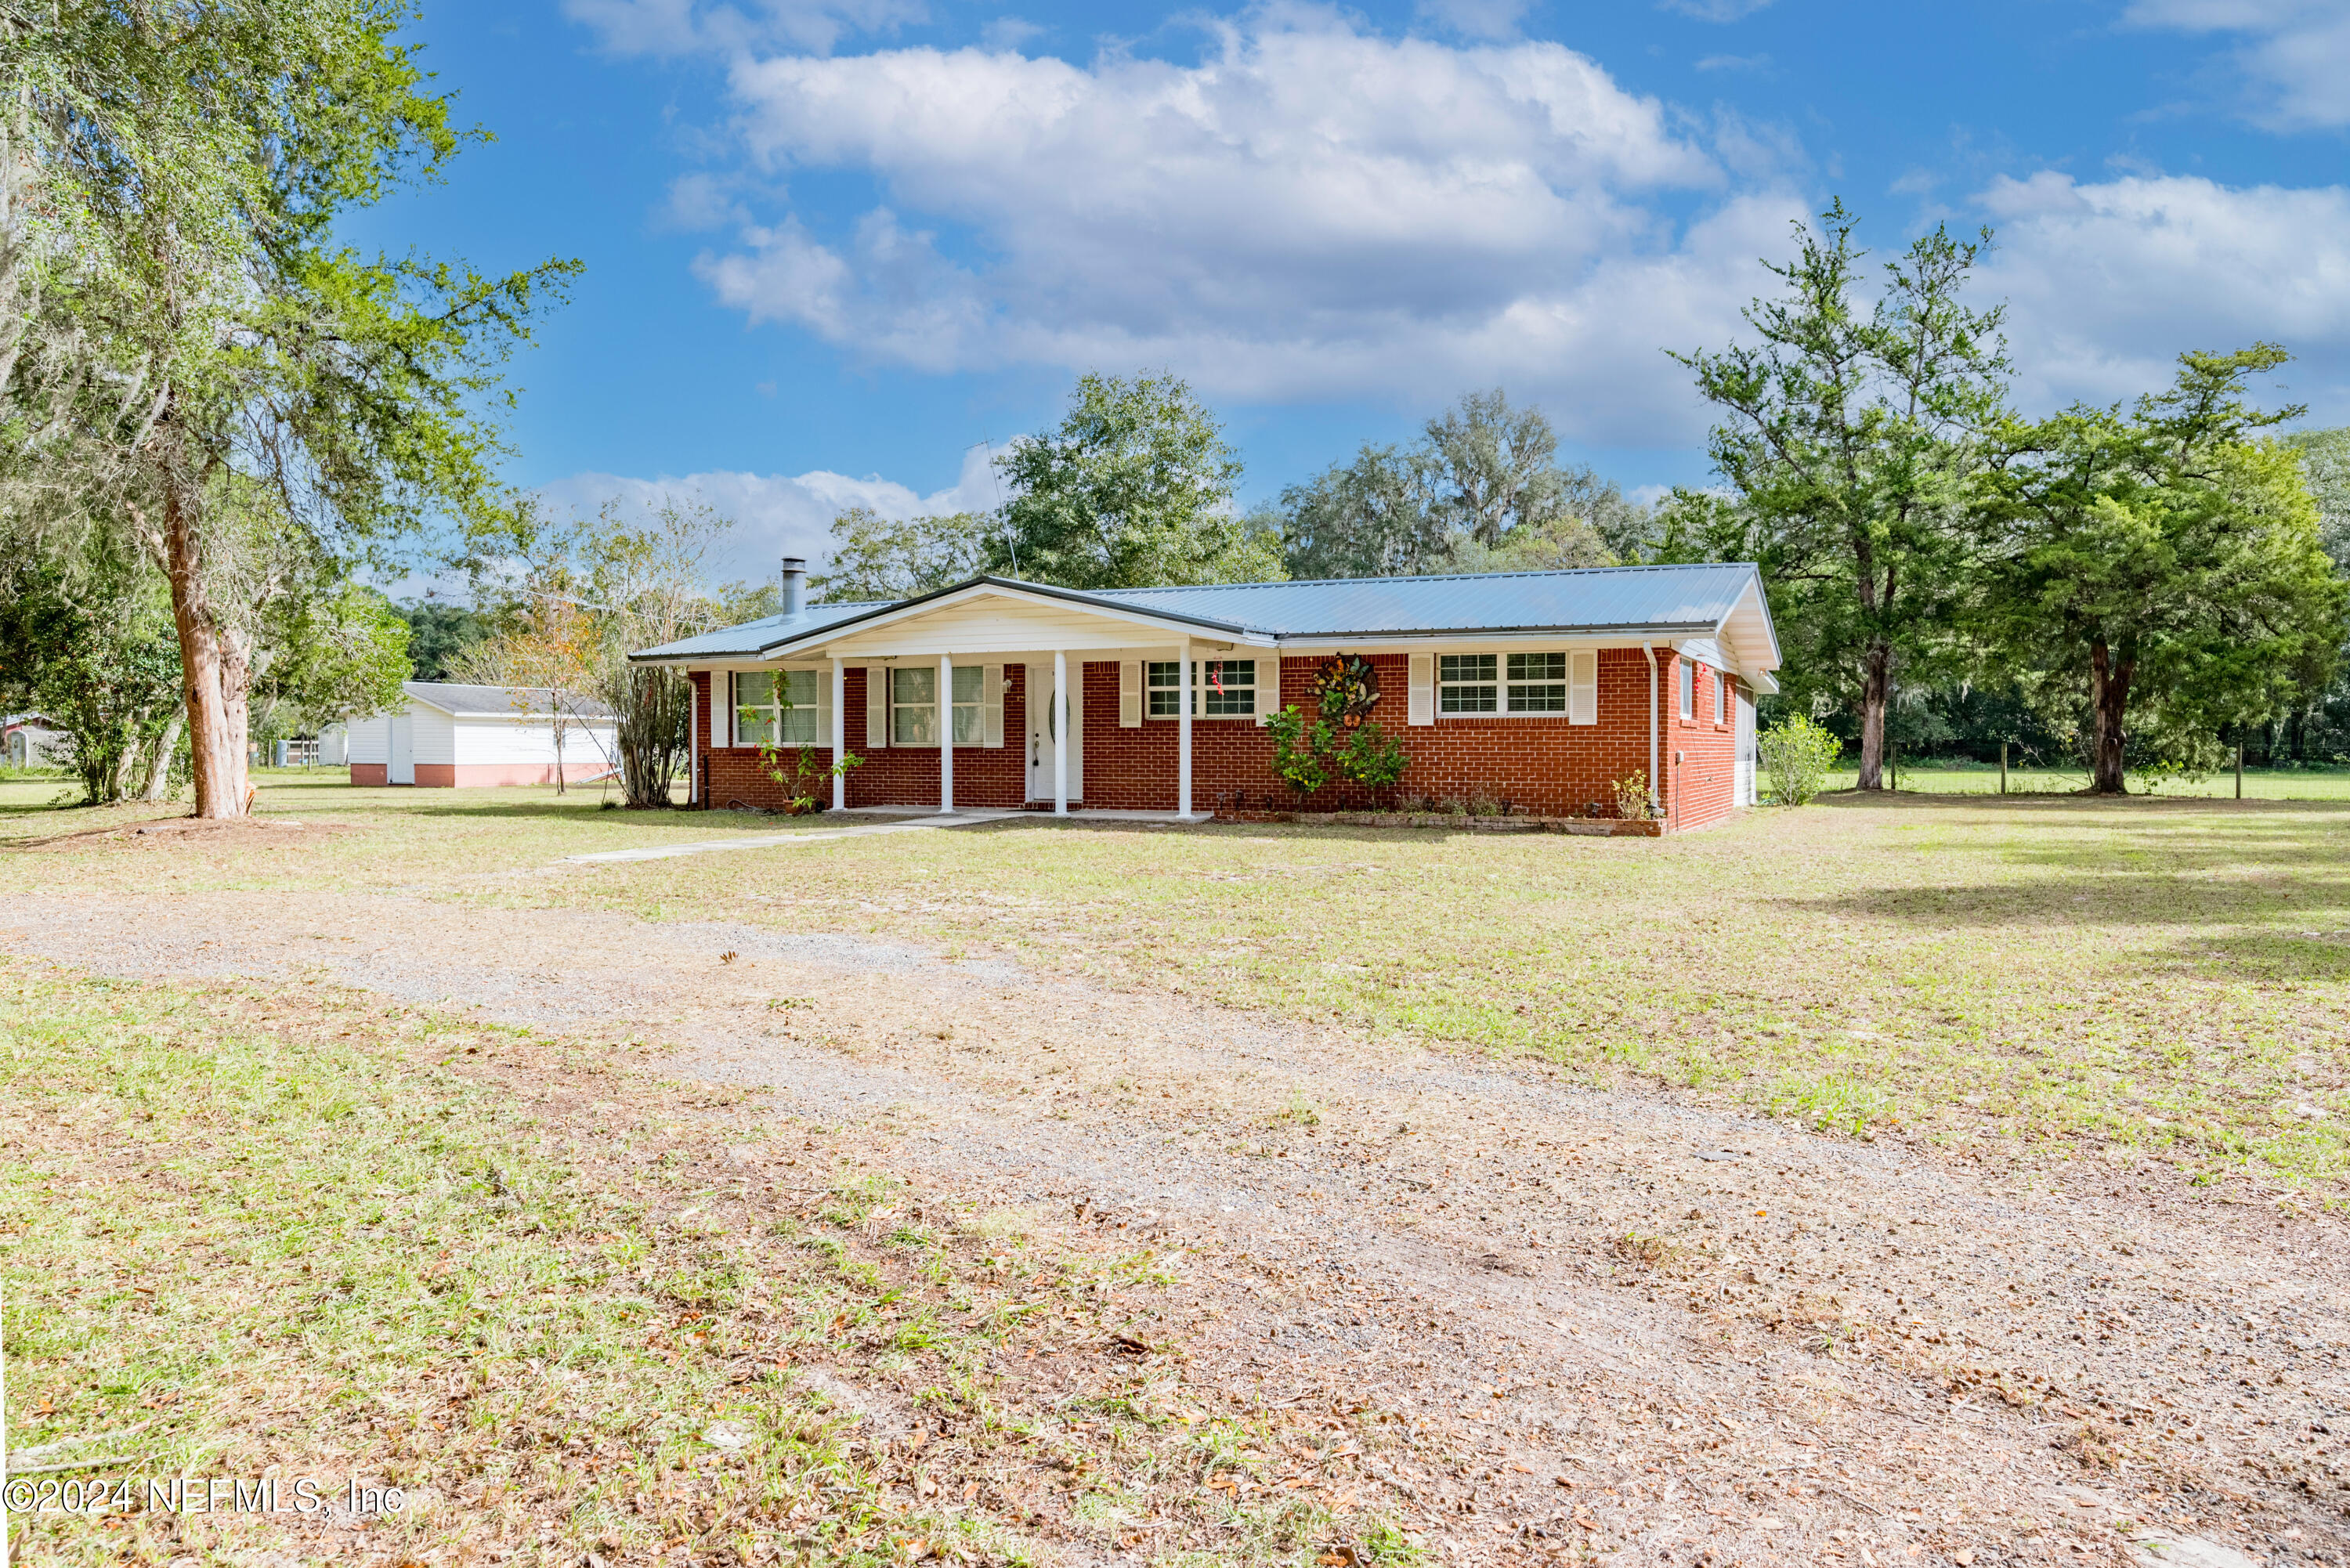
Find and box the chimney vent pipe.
[780,557,806,618]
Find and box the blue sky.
[356,0,2350,585]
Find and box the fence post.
[2000,741,2008,796]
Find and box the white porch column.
[938,652,955,815]
[1177,638,1193,819]
[1052,649,1069,817]
[830,657,846,811]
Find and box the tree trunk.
[160,479,248,818]
[112,732,144,804]
[142,706,184,800]
[1854,641,1891,789]
[2088,638,2131,794]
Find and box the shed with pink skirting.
[344,681,617,788]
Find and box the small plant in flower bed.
[759,740,864,813]
[1610,770,1658,821]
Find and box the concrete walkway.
[561,807,1207,865]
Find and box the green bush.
[1758,714,1843,805]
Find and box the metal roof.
[1083,563,1767,639]
[631,600,891,662]
[633,563,1777,668]
[404,681,616,721]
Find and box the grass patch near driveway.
[550,795,2350,1190]
[0,961,1418,1566]
[7,774,2347,1188]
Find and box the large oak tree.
[1977,346,2345,793]
[5,0,573,816]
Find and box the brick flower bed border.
[1223,810,1662,836]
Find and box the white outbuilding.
[3,714,66,770]
[345,682,618,788]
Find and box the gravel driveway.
[9,887,2346,1567]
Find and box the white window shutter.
[724,672,738,747]
[865,666,888,749]
[983,664,1004,747]
[1119,659,1142,728]
[1408,653,1434,727]
[813,667,833,743]
[1569,650,1597,725]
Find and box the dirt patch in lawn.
[5,815,360,854]
[12,887,2349,1566]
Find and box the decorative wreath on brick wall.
[1311,654,1381,729]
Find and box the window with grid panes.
[734,670,822,746]
[1203,659,1255,715]
[1148,659,1258,717]
[891,667,935,745]
[949,666,982,743]
[1438,653,1498,714]
[1506,652,1567,713]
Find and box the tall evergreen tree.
[995,372,1281,591]
[1676,201,2008,789]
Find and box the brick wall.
[689,652,1746,829]
[1661,651,1741,833]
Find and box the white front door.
[1024,660,1083,802]
[388,713,415,786]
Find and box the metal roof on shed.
[403,681,616,720]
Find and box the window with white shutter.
[864,666,888,748]
[1568,651,1597,725]
[1118,660,1142,728]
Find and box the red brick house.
[633,559,1781,832]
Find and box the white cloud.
[978,15,1045,50]
[537,445,1000,586]
[562,0,924,57]
[683,8,1806,443]
[1414,0,1535,42]
[658,172,747,231]
[1656,0,1771,20]
[2123,0,2350,130]
[1694,52,1770,71]
[1979,171,2350,414]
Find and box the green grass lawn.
[0,963,1380,1566]
[1828,761,2350,798]
[6,772,2346,1190]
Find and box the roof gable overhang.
[752,576,1274,659]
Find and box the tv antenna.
[969,437,1015,576]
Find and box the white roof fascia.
[757,580,1264,659]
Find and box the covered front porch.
[703,581,1272,820]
